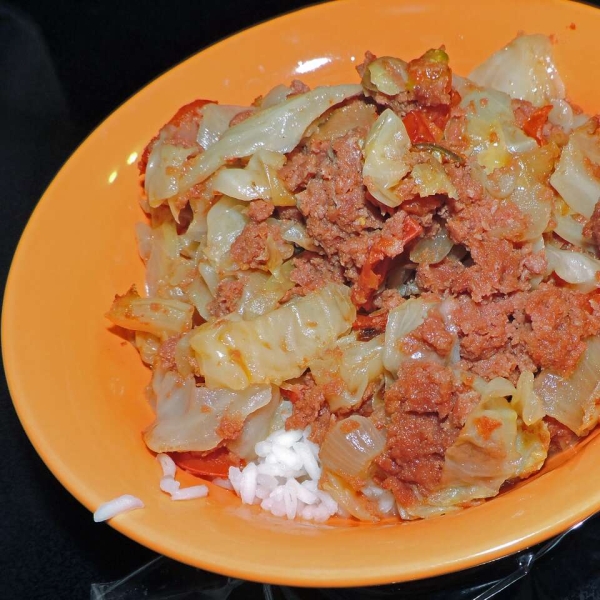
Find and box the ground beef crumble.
[375,360,479,505]
[230,221,294,271]
[280,129,385,282]
[208,277,245,318]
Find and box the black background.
[1,1,600,598]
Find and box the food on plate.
[107,34,600,522]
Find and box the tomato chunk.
[170,447,241,479]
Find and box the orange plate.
[3,0,600,587]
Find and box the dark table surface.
[2,1,600,598]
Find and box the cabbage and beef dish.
[107,34,600,521]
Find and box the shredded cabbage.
[204,196,249,271]
[401,395,549,519]
[177,84,362,194]
[145,145,197,207]
[212,150,295,205]
[106,287,193,340]
[227,387,282,460]
[554,213,595,251]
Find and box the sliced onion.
[362,108,411,207]
[383,299,435,374]
[320,416,386,479]
[410,161,458,200]
[409,224,453,265]
[321,471,379,522]
[534,336,600,435]
[550,124,600,218]
[475,161,520,200]
[310,101,377,144]
[513,370,545,426]
[545,244,600,288]
[554,213,595,251]
[473,376,517,399]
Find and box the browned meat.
[523,285,600,375]
[208,278,245,318]
[289,129,385,281]
[283,374,333,444]
[376,360,466,504]
[403,309,455,358]
[247,199,275,222]
[406,48,453,107]
[288,252,345,297]
[230,221,293,270]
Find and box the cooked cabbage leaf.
[204,195,249,271]
[545,245,600,289]
[469,34,565,107]
[190,283,356,389]
[550,123,600,218]
[362,108,412,207]
[383,299,437,374]
[460,88,537,173]
[144,369,274,452]
[310,333,384,411]
[401,394,549,519]
[177,84,362,194]
[535,336,600,435]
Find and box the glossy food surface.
[4,0,600,586]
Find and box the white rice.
[156,453,209,502]
[95,433,336,523]
[228,428,338,522]
[171,485,209,501]
[93,494,144,522]
[157,453,177,478]
[212,477,234,490]
[159,475,181,495]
